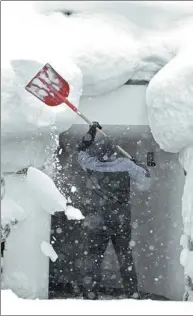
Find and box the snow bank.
[1,174,30,228]
[26,167,67,214]
[2,1,193,103]
[35,1,193,32]
[179,147,193,239]
[2,170,84,299]
[146,47,193,153]
[26,167,84,220]
[33,1,193,95]
[2,289,193,316]
[1,196,26,227]
[179,147,193,300]
[2,174,51,299]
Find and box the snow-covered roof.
[1,1,193,154]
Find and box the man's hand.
[130,156,137,164]
[77,122,102,151]
[88,122,102,138]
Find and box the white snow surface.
[26,167,67,214]
[1,196,26,227]
[2,57,82,173]
[40,241,58,262]
[179,147,193,239]
[2,289,193,316]
[65,205,85,221]
[146,48,193,153]
[26,167,84,220]
[179,146,193,298]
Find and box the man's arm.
[77,151,151,186]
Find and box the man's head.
[88,137,118,162]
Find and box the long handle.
[64,99,132,160]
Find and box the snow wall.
[3,85,185,300]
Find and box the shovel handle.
[64,99,132,159]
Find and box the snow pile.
[180,248,193,280]
[2,289,193,316]
[1,196,26,227]
[179,147,193,299]
[26,167,67,214]
[179,147,193,239]
[35,0,193,30]
[1,175,30,228]
[40,241,58,262]
[2,1,193,101]
[26,167,84,220]
[33,1,193,94]
[146,47,193,153]
[1,169,85,299]
[1,1,193,160]
[146,41,193,301]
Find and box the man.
[76,122,152,300]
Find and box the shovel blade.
[25,63,70,106]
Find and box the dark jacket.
[77,150,151,206]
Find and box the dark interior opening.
[49,125,183,300]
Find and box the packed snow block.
[1,197,26,227]
[26,167,67,215]
[2,174,51,299]
[41,241,58,263]
[146,49,193,153]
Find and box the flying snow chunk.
[26,167,67,214]
[71,186,77,193]
[65,205,85,221]
[40,241,58,262]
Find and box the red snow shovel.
[25,63,132,159]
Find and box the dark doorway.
[49,124,182,300]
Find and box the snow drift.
[146,47,193,153]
